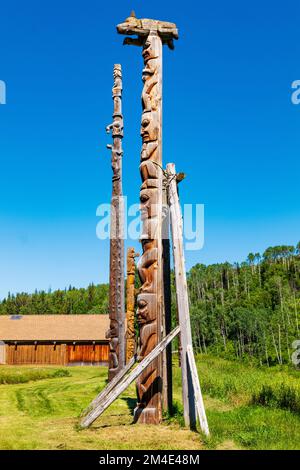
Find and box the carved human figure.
[106,319,119,371]
[141,111,159,144]
[136,293,158,407]
[140,187,159,240]
[137,242,158,293]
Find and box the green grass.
[184,355,300,449]
[0,357,299,450]
[0,367,70,384]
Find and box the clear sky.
[0,0,299,299]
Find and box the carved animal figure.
[117,11,178,49]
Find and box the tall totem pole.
[106,64,125,381]
[117,14,178,424]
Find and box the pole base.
[134,406,161,425]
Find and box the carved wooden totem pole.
[126,248,139,363]
[106,64,125,381]
[81,17,209,435]
[117,14,178,424]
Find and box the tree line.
[1,242,299,366]
[0,284,109,316]
[188,243,300,365]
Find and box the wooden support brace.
[167,162,209,436]
[80,326,180,428]
[187,345,209,436]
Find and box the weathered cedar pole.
[162,180,173,413]
[106,64,125,381]
[117,14,178,424]
[126,248,139,363]
[167,162,209,435]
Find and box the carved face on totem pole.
[113,64,122,84]
[140,188,158,218]
[112,120,123,138]
[142,36,159,63]
[137,293,157,325]
[140,188,159,239]
[141,111,159,143]
[106,319,119,370]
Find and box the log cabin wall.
[5,342,109,366]
[6,343,68,365]
[0,344,6,364]
[67,343,109,365]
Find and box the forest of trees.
[1,243,299,366]
[0,284,109,316]
[188,243,300,365]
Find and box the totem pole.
[126,248,139,363]
[117,13,178,424]
[106,64,125,381]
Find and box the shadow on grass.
[122,396,136,414]
[90,396,136,429]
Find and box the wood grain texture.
[117,13,178,426]
[106,64,126,381]
[162,179,173,413]
[126,248,139,362]
[187,345,209,436]
[117,21,164,424]
[6,344,67,365]
[5,343,109,366]
[167,162,209,435]
[67,344,108,365]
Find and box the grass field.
[0,356,299,450]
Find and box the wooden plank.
[5,343,73,365]
[187,345,209,436]
[167,162,209,435]
[80,326,180,428]
[162,179,173,413]
[167,162,196,428]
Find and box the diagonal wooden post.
[167,162,209,436]
[80,326,180,428]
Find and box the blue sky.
[0,0,299,298]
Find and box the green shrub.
[51,369,71,378]
[252,383,300,414]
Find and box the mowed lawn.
[0,356,299,450]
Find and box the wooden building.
[0,315,109,366]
